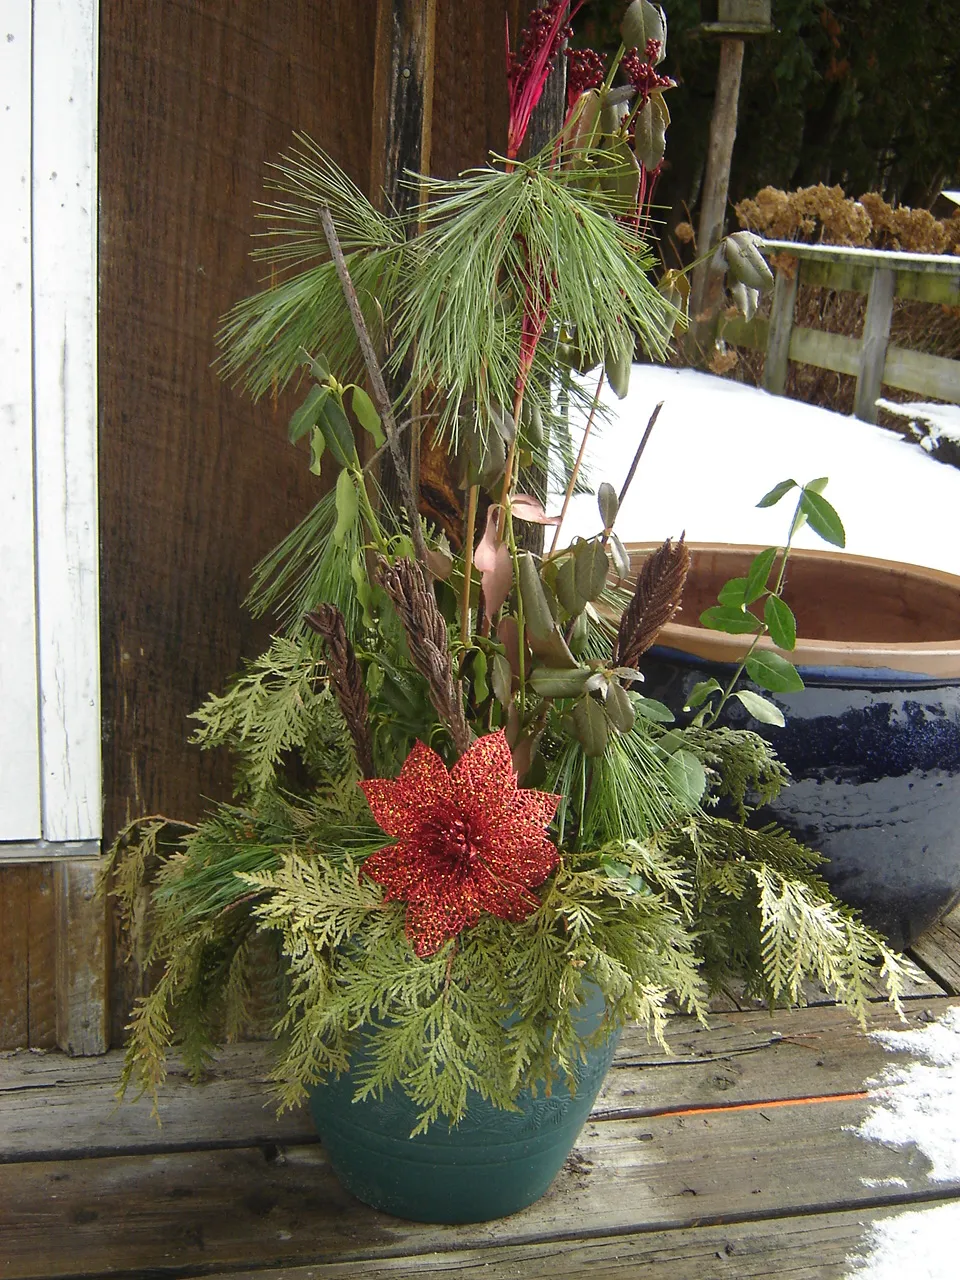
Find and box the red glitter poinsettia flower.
[360,731,560,957]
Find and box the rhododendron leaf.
[288,383,329,444]
[621,0,665,57]
[574,539,610,601]
[609,533,631,581]
[555,556,585,615]
[598,482,619,530]
[518,552,556,641]
[572,696,608,757]
[633,91,669,171]
[350,385,385,447]
[735,690,786,727]
[497,615,523,680]
[333,468,358,545]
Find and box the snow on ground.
[878,398,960,444]
[550,366,960,576]
[844,1007,960,1278]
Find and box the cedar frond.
[614,534,690,667]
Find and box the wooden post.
[763,264,800,396]
[854,267,896,423]
[55,860,109,1055]
[689,38,746,355]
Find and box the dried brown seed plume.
[304,604,375,779]
[614,534,690,669]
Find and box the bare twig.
[317,205,430,571]
[460,483,480,646]
[550,369,606,554]
[618,400,664,507]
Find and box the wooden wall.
[1,0,523,1050]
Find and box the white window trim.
[0,0,100,861]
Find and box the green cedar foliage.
[106,703,916,1132]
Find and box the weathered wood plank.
[0,0,42,844]
[762,238,960,278]
[800,256,960,306]
[97,0,380,1045]
[54,861,108,1055]
[726,311,960,405]
[2,1089,955,1278]
[884,344,960,404]
[854,267,896,423]
[762,267,799,395]
[26,865,56,1050]
[0,869,31,1050]
[3,1001,955,1162]
[911,905,960,995]
[197,1202,959,1280]
[32,0,102,844]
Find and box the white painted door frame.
[0,0,101,862]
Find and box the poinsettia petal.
[360,741,450,836]
[471,862,543,922]
[484,830,558,888]
[451,728,516,793]
[509,786,560,831]
[362,838,423,896]
[405,893,480,957]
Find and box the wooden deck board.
[197,1203,958,1280]
[910,907,960,995]
[3,999,960,1279]
[2,1001,952,1163]
[2,906,958,1278]
[2,1092,957,1279]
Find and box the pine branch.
[614,534,690,667]
[304,604,375,778]
[317,205,430,572]
[375,555,472,756]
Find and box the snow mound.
[551,366,960,576]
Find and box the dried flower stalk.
[614,535,690,668]
[376,556,472,757]
[304,605,375,779]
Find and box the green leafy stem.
[686,477,846,729]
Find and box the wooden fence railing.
[721,239,960,422]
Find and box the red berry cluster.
[565,47,606,107]
[508,2,574,90]
[621,44,675,108]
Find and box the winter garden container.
[629,542,960,949]
[307,985,618,1223]
[104,4,919,1234]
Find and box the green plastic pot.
[306,987,620,1223]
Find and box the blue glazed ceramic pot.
[307,986,620,1224]
[628,543,960,950]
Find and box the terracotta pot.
[625,542,960,949]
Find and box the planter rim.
[622,541,960,680]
